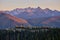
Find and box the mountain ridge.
[4,7,60,19]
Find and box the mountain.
[1,7,60,28]
[0,12,31,29]
[5,7,60,19]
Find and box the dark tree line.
[0,28,60,40]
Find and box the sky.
[0,0,60,11]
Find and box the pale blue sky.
[0,0,60,10]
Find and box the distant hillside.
[0,12,30,29]
[27,16,60,28]
[42,16,60,27]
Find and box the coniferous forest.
[0,27,60,40]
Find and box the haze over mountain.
[0,7,60,28]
